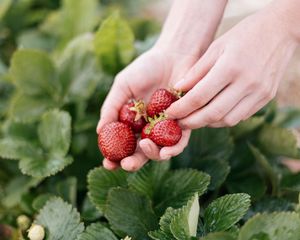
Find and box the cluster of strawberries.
[97,89,182,162]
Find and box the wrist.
[155,0,228,57]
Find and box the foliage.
[1,1,300,240]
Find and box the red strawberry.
[142,115,182,146]
[98,122,137,162]
[147,89,179,117]
[119,100,146,133]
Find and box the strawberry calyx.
[129,100,147,121]
[145,113,168,135]
[169,87,184,99]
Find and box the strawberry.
[146,88,180,117]
[142,115,182,146]
[98,122,137,162]
[119,100,147,133]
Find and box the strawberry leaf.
[105,188,158,239]
[238,212,300,240]
[19,154,73,178]
[35,197,84,240]
[87,167,128,212]
[204,193,251,233]
[258,124,300,158]
[154,169,210,216]
[9,49,60,98]
[231,116,265,138]
[94,11,135,75]
[78,223,118,240]
[128,161,170,200]
[38,109,71,156]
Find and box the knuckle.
[206,108,224,122]
[223,116,239,127]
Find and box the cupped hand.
[166,7,298,129]
[97,48,197,171]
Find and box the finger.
[120,147,148,172]
[160,129,191,159]
[166,57,234,120]
[178,81,250,129]
[174,47,220,91]
[97,77,131,133]
[139,139,161,160]
[103,159,120,170]
[243,97,270,120]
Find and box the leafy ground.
[1,1,300,240]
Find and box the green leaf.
[81,196,102,221]
[200,232,236,240]
[35,197,84,240]
[38,109,71,156]
[94,11,135,74]
[231,116,265,138]
[56,177,77,205]
[17,30,55,51]
[32,193,56,211]
[175,128,234,169]
[194,157,230,190]
[19,154,73,178]
[1,176,41,208]
[155,169,210,216]
[78,223,118,240]
[249,144,279,196]
[281,172,300,192]
[204,193,251,233]
[9,93,56,122]
[9,49,60,98]
[258,124,299,158]
[170,193,200,239]
[239,212,300,240]
[87,167,128,212]
[0,0,11,19]
[149,208,179,240]
[274,107,300,128]
[128,161,170,200]
[105,188,158,239]
[0,138,38,160]
[58,33,102,102]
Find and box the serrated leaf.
[94,11,135,74]
[58,33,102,102]
[204,193,251,233]
[175,128,233,169]
[238,212,300,240]
[258,124,299,158]
[9,93,56,122]
[38,109,71,156]
[87,167,128,212]
[170,193,200,240]
[105,188,158,240]
[32,193,56,211]
[35,197,84,240]
[149,208,179,240]
[78,223,118,240]
[19,154,73,178]
[231,116,265,138]
[9,49,60,98]
[200,232,236,240]
[155,169,210,216]
[56,177,77,205]
[81,196,102,221]
[128,161,170,200]
[0,138,38,160]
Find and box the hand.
[97,48,197,171]
[166,7,298,129]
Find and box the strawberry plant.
[1,1,300,240]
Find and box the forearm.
[269,0,300,43]
[155,0,228,56]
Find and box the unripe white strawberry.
[27,224,45,240]
[17,215,31,231]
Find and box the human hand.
[97,48,196,171]
[166,7,298,129]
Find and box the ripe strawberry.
[98,122,137,162]
[119,100,147,133]
[142,116,182,146]
[147,89,179,117]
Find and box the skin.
[97,0,300,171]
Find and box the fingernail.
[174,78,185,90]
